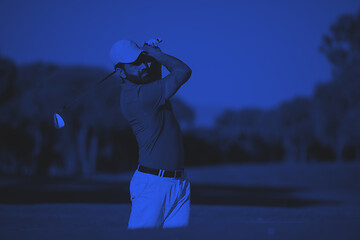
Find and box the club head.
[54,113,65,129]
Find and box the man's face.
[123,54,153,84]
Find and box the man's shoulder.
[139,80,165,108]
[120,79,166,114]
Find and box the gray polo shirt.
[120,78,185,171]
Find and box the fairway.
[0,163,359,240]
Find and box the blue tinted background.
[0,0,359,127]
[1,1,360,237]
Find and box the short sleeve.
[139,79,166,111]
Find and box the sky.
[1,0,359,127]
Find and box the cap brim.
[124,49,145,63]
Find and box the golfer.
[109,39,192,229]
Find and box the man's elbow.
[183,67,192,81]
[174,66,192,83]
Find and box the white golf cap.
[110,40,145,66]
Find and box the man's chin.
[141,75,153,83]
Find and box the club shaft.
[59,70,117,113]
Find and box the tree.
[312,81,348,162]
[319,10,360,80]
[0,57,17,105]
[314,9,360,162]
[215,108,263,139]
[215,108,266,162]
[276,97,315,163]
[255,109,282,146]
[339,107,360,162]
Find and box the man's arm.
[148,60,162,80]
[149,51,192,99]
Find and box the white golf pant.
[127,167,191,229]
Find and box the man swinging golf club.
[110,38,192,229]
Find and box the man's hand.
[141,45,162,58]
[141,38,163,80]
[144,38,163,48]
[140,38,163,58]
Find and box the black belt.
[138,165,184,179]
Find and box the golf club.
[53,38,163,129]
[53,70,117,129]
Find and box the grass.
[0,162,359,240]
